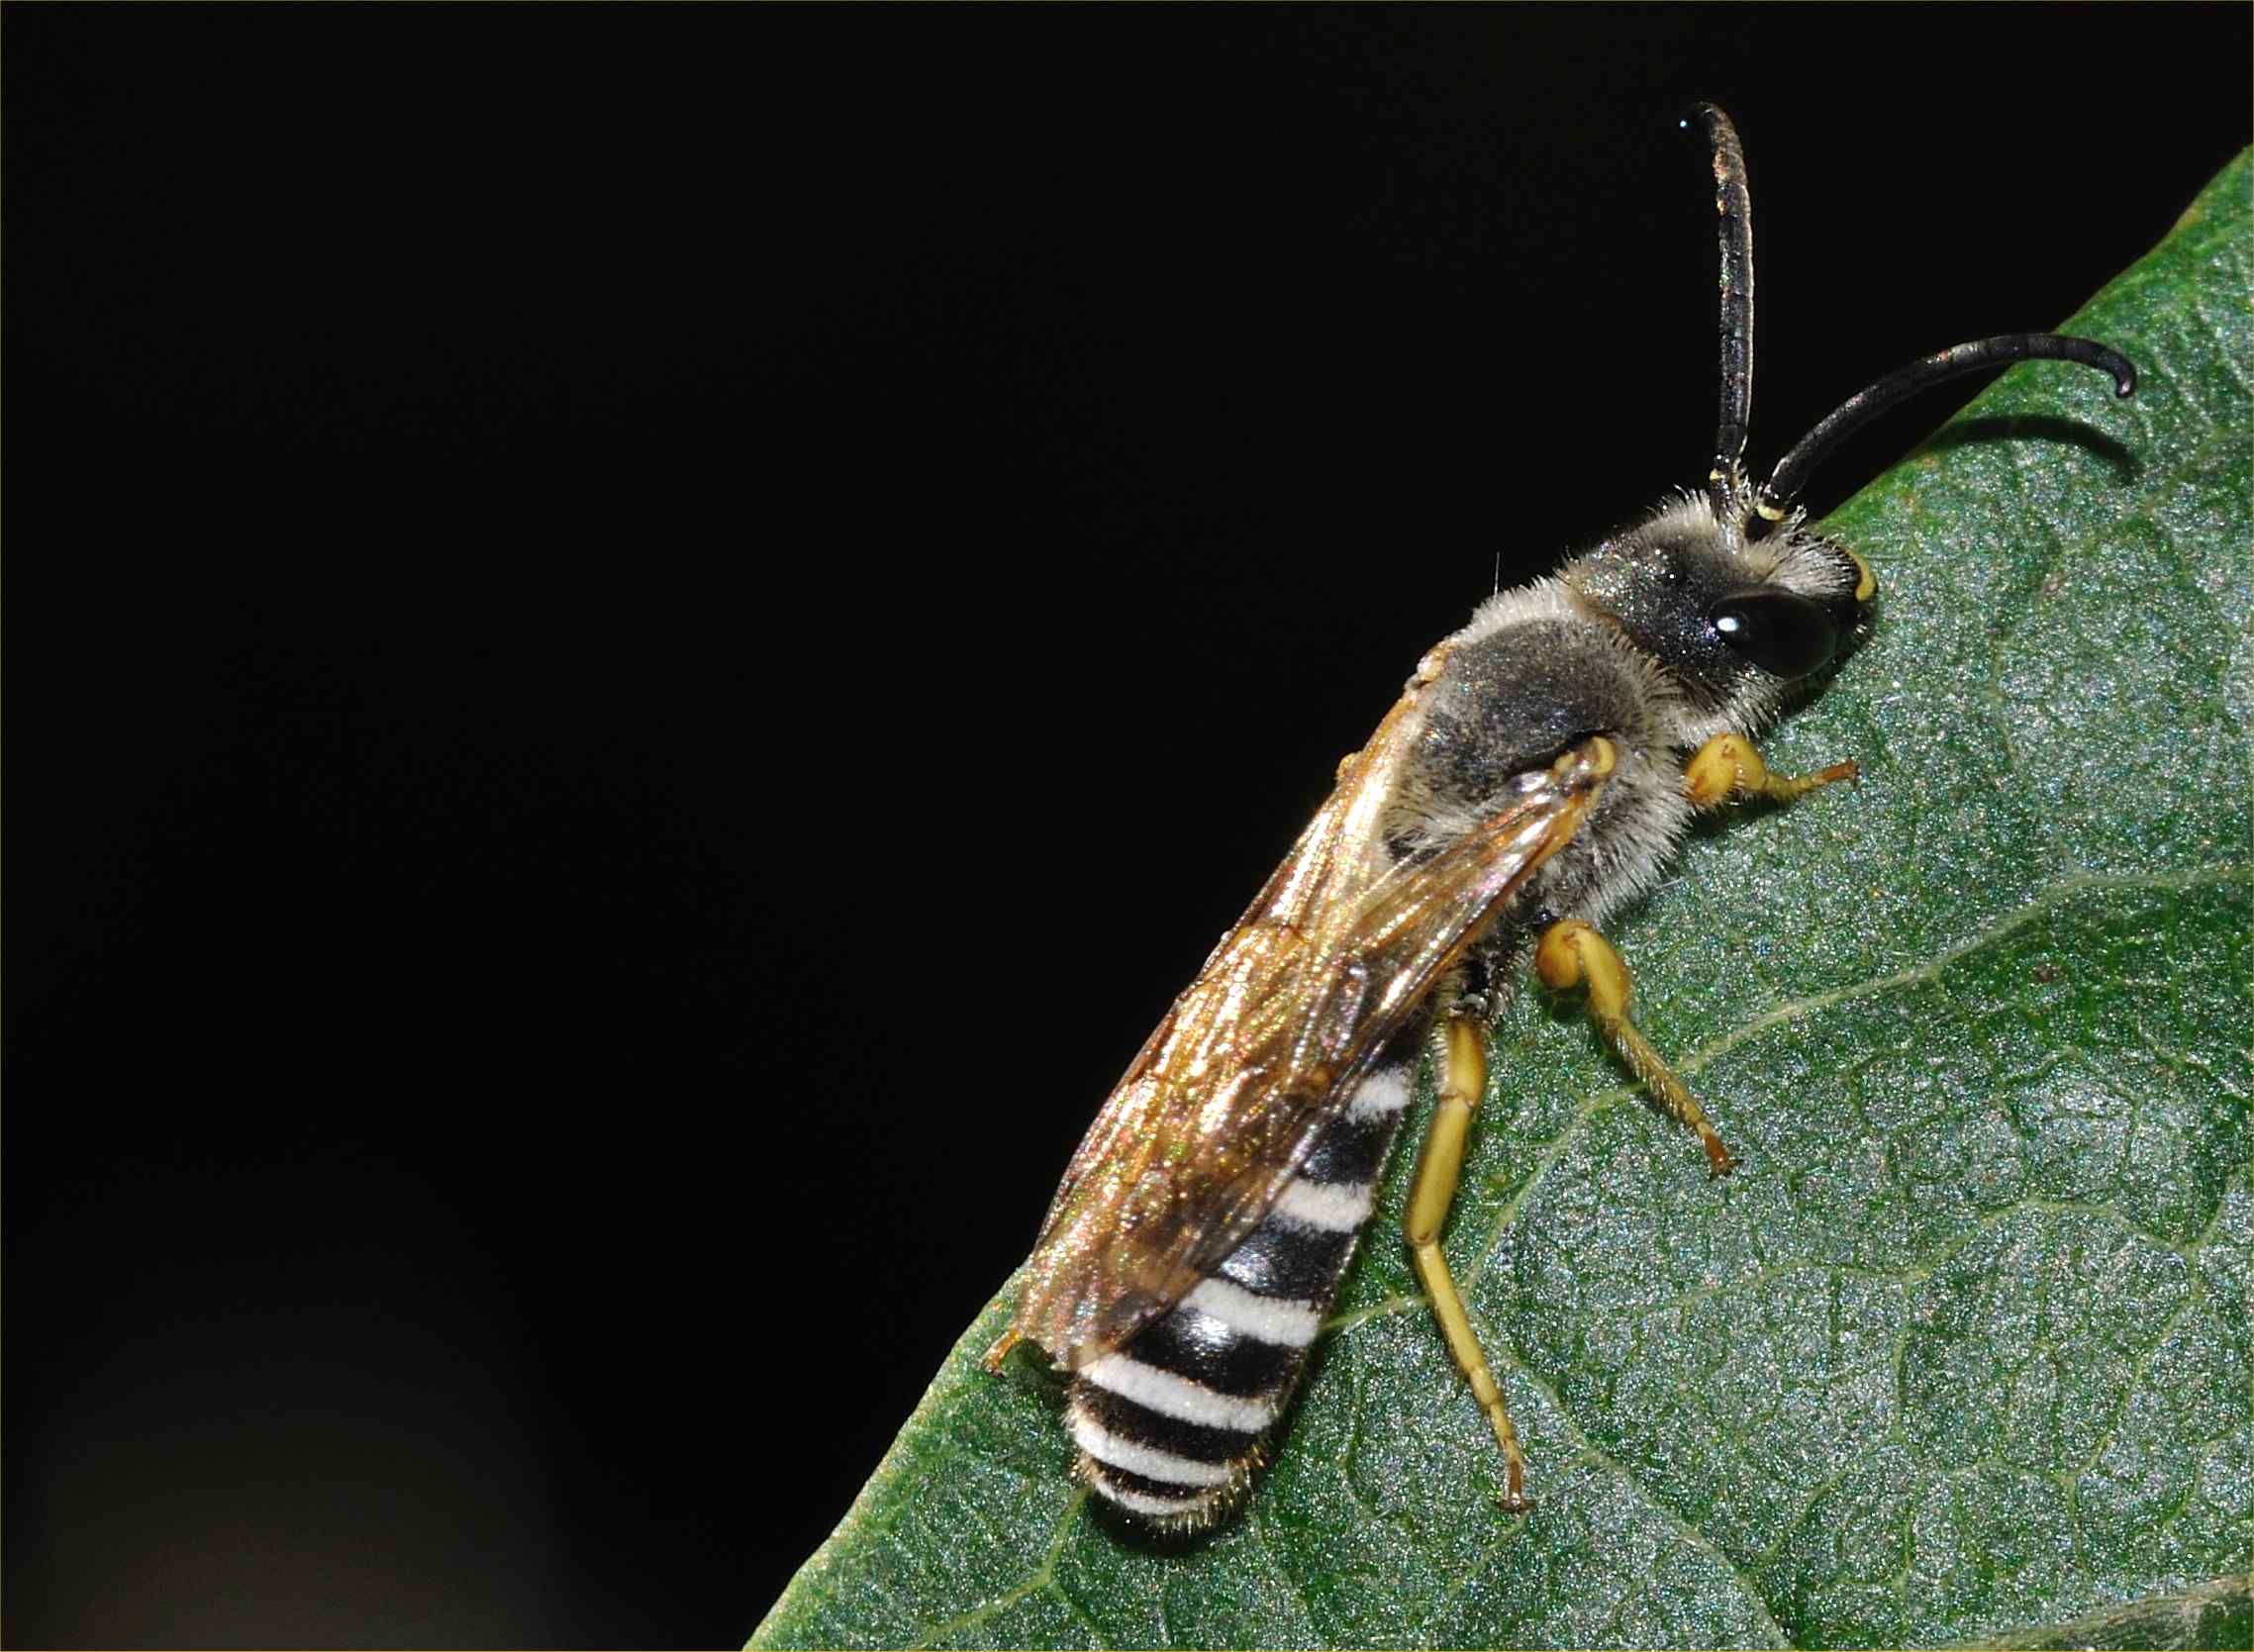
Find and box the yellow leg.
[981,1327,1022,1373]
[1405,1016,1532,1512]
[1684,731,1857,810]
[1536,921,1736,1176]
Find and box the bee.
[985,104,2136,1530]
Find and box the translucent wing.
[1010,660,1612,1370]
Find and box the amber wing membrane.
[1009,665,1606,1370]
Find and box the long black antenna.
[1686,104,1754,521]
[1751,336,2137,530]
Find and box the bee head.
[1605,103,2128,743]
[1560,494,1874,729]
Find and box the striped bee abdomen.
[1065,1061,1416,1527]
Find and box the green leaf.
[753,152,2253,1652]
[1964,1577,2252,1651]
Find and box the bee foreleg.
[1535,920,1737,1176]
[1405,1015,1531,1513]
[1684,731,1857,809]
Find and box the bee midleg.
[1066,1057,1419,1528]
[1404,1014,1532,1512]
[1684,730,1857,808]
[1534,919,1736,1176]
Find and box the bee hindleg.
[1535,920,1736,1176]
[1405,1015,1532,1512]
[1684,730,1857,808]
[981,1327,1022,1373]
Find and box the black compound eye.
[1710,588,1839,679]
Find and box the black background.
[7,8,2246,1647]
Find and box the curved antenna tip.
[2068,340,2136,399]
[1758,334,2141,517]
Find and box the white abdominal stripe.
[1068,1062,1415,1524]
[1346,1065,1413,1122]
